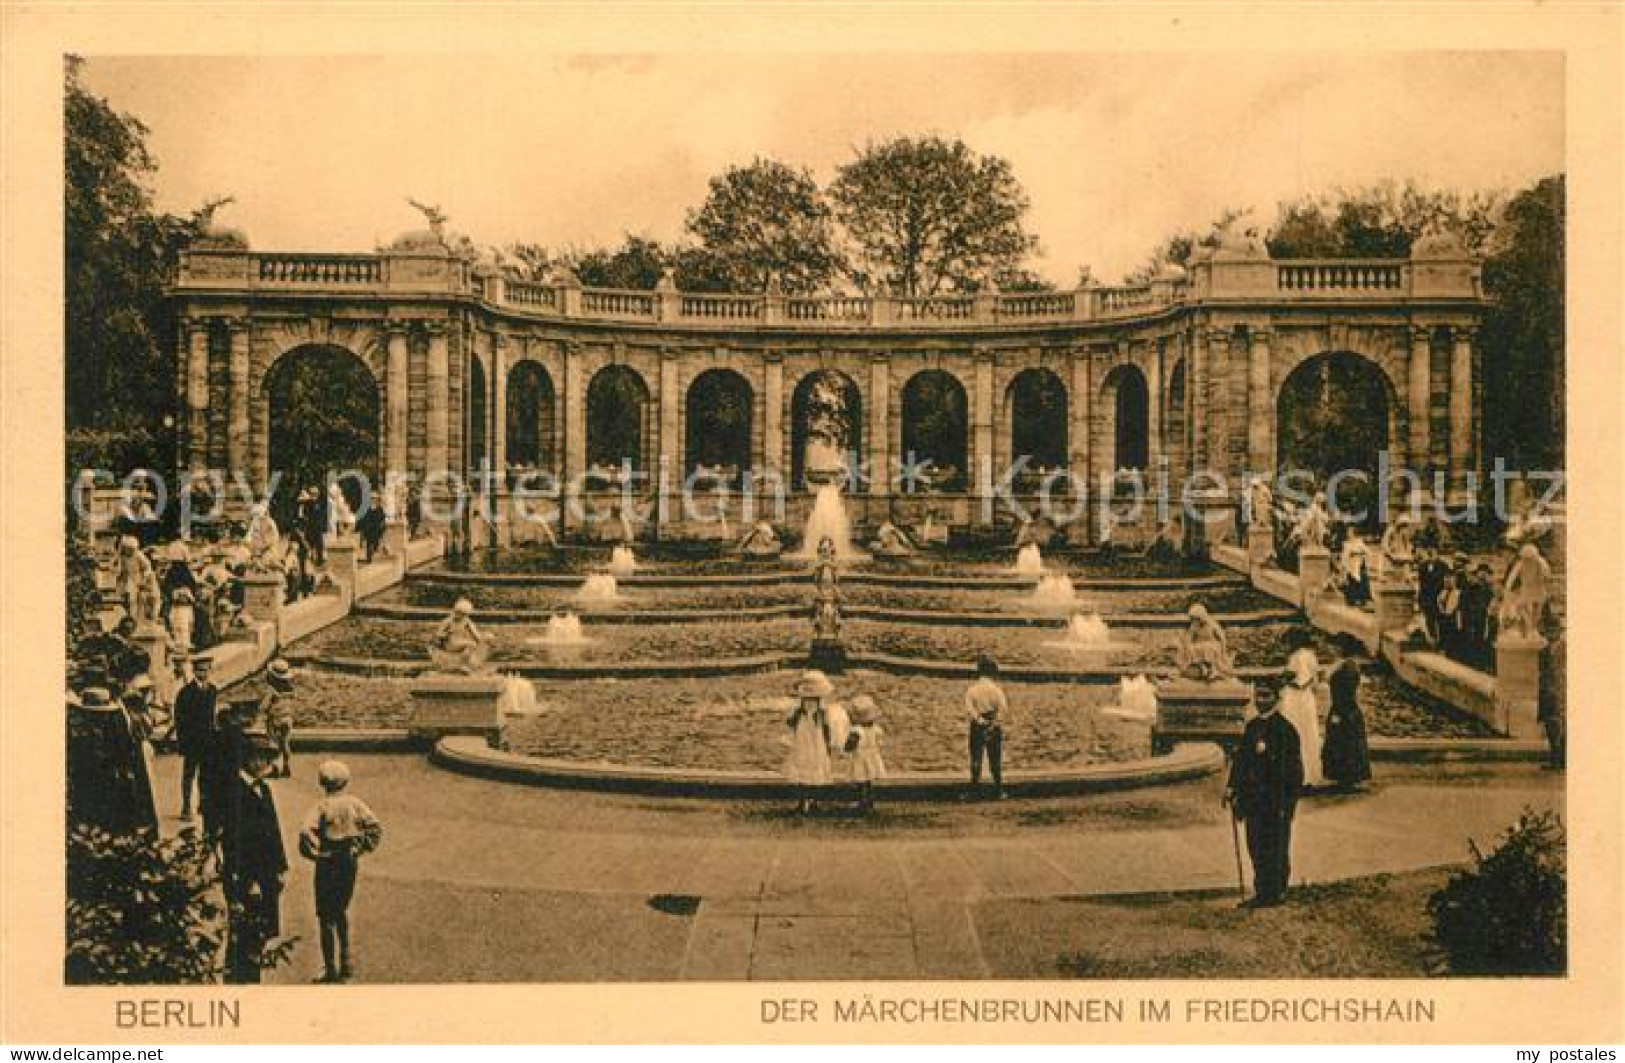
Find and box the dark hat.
[266,658,295,690]
[1335,633,1366,658]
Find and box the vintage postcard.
[2,2,1621,1047]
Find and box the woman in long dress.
[1278,630,1327,789]
[784,670,834,814]
[1321,635,1372,790]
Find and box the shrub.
[65,825,296,984]
[1428,808,1566,975]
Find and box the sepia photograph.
[4,3,1622,1047]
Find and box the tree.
[65,56,197,472]
[1479,175,1564,469]
[1266,181,1504,259]
[830,136,1038,297]
[685,158,843,293]
[1122,207,1245,284]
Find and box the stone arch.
[1276,350,1402,520]
[1003,367,1068,472]
[261,343,380,526]
[899,369,970,491]
[790,368,863,489]
[586,363,654,477]
[506,360,557,471]
[685,367,754,483]
[1099,363,1150,471]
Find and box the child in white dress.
[847,696,886,814]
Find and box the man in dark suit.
[1415,545,1449,646]
[200,695,256,846]
[171,655,217,823]
[221,731,287,984]
[1225,675,1304,908]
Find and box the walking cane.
[1224,747,1247,900]
[1228,805,1247,900]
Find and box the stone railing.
[256,253,384,285]
[784,295,872,322]
[1277,261,1408,293]
[679,293,763,321]
[504,278,557,310]
[579,288,658,320]
[176,248,1481,326]
[996,290,1079,320]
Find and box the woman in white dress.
[1278,630,1327,789]
[784,670,834,814]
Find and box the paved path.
[150,753,1561,982]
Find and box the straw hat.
[848,695,878,726]
[266,658,295,690]
[453,598,475,615]
[795,670,834,699]
[318,760,351,789]
[1187,602,1209,620]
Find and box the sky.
[82,52,1564,284]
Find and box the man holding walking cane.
[1223,673,1304,908]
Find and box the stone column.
[1408,325,1431,473]
[561,342,586,531]
[1189,328,1209,472]
[226,318,251,478]
[1146,342,1164,472]
[186,320,210,472]
[762,353,784,485]
[868,354,890,496]
[657,349,680,530]
[490,333,508,475]
[425,323,450,475]
[1246,328,1273,475]
[1069,347,1093,545]
[385,323,409,477]
[1207,329,1237,479]
[1449,326,1475,496]
[972,348,996,525]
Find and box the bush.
[66,825,297,985]
[1428,808,1566,975]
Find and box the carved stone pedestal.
[1247,523,1274,569]
[1151,678,1254,755]
[380,518,409,560]
[1494,632,1547,739]
[241,571,285,628]
[324,534,359,590]
[409,674,506,746]
[1297,547,1332,609]
[1374,579,1417,636]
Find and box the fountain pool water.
[1103,675,1159,722]
[526,612,590,647]
[577,573,620,605]
[498,675,544,716]
[1014,542,1043,576]
[791,483,866,561]
[1051,611,1113,651]
[607,545,637,577]
[1031,572,1077,607]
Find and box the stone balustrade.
[1277,261,1407,293]
[174,246,1482,329]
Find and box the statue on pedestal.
[327,483,356,538]
[1379,514,1416,582]
[429,599,489,674]
[245,508,283,574]
[808,555,846,672]
[1503,543,1554,639]
[1175,603,1234,681]
[1287,491,1331,553]
[1248,477,1276,533]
